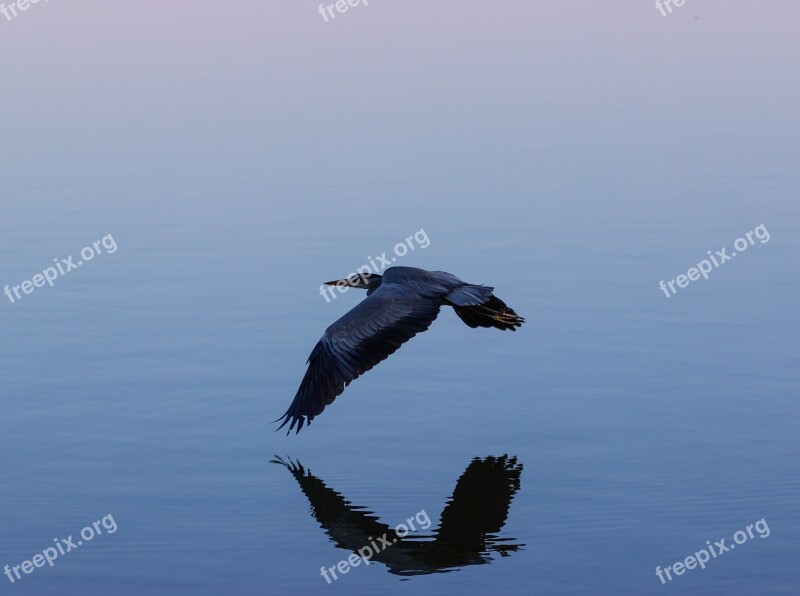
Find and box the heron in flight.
[277,266,524,433]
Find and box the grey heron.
[277,266,524,433]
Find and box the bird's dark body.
[277,267,524,433]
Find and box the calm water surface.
[1,2,798,595]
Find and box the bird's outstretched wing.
[276,283,442,433]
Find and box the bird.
[276,266,524,433]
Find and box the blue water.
[1,2,798,595]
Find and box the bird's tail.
[453,295,525,331]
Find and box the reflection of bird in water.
[271,455,524,576]
[277,267,524,433]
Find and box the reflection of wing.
[272,455,524,576]
[277,283,442,433]
[437,455,523,550]
[271,457,398,551]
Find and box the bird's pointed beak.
[324,279,349,287]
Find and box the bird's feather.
[443,284,495,306]
[276,281,442,433]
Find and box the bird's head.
[324,272,382,290]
